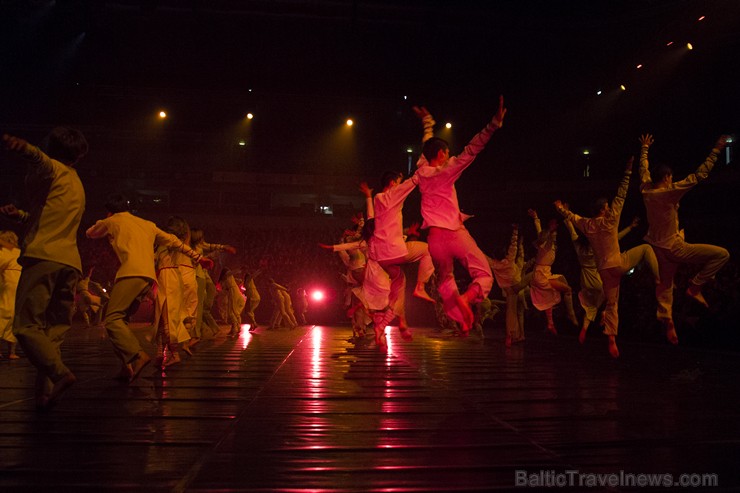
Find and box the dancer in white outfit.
[638,134,730,345]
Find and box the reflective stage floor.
[1,323,738,492]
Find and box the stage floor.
[1,323,737,492]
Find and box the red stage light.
[311,290,325,302]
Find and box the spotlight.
[238,140,246,146]
[597,90,602,95]
[583,150,590,155]
[697,15,705,21]
[636,64,643,69]
[620,85,626,91]
[158,111,167,119]
[406,148,413,153]
[445,122,452,129]
[246,113,254,120]
[666,41,674,46]
[687,43,693,50]
[626,267,636,276]
[311,290,325,302]
[346,119,353,126]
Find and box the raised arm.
[452,95,507,170]
[202,242,237,255]
[505,224,518,262]
[515,235,525,270]
[618,216,639,240]
[563,217,579,242]
[528,208,541,235]
[359,182,375,219]
[85,219,111,239]
[412,106,436,144]
[1,134,55,171]
[638,134,654,187]
[673,135,729,189]
[609,156,633,220]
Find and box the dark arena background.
[1,1,740,491]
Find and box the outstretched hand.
[0,204,20,218]
[412,106,432,120]
[715,135,730,151]
[318,243,334,250]
[553,200,569,212]
[630,216,640,229]
[527,208,539,219]
[224,245,237,255]
[358,182,373,198]
[1,134,28,152]
[493,95,507,125]
[639,134,654,147]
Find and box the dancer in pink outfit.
[412,96,507,335]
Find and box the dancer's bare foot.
[399,324,413,342]
[455,294,474,336]
[114,364,133,381]
[129,351,151,384]
[608,336,619,359]
[35,372,52,410]
[686,285,709,308]
[41,372,77,409]
[664,319,678,345]
[413,285,435,304]
[181,342,193,356]
[164,351,181,367]
[578,328,587,344]
[376,331,388,353]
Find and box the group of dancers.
[0,98,731,409]
[320,99,731,360]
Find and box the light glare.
[158,111,167,118]
[311,290,325,301]
[346,119,353,126]
[445,122,452,129]
[246,113,254,119]
[687,43,693,50]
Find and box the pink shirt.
[369,177,418,262]
[416,119,501,230]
